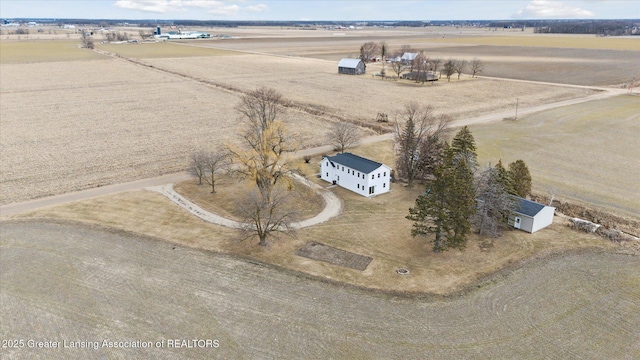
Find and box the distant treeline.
[532,20,639,36]
[4,18,639,35]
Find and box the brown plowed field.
[1,221,638,359]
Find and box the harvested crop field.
[142,54,597,122]
[1,220,639,359]
[191,28,640,86]
[1,39,598,206]
[0,57,334,205]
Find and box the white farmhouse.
[509,196,555,233]
[321,153,391,197]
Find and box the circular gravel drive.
[1,221,639,359]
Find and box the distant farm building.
[338,58,366,75]
[400,52,418,63]
[401,71,438,81]
[321,153,390,197]
[509,196,555,233]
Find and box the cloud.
[246,4,268,12]
[114,0,264,16]
[114,0,184,14]
[514,0,595,18]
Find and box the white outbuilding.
[321,153,391,197]
[509,196,555,233]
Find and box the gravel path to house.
[146,173,342,229]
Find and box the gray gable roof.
[325,152,384,174]
[338,58,363,68]
[512,196,546,217]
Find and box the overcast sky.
[1,0,638,21]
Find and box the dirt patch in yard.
[296,241,373,271]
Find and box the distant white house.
[338,58,366,75]
[321,152,391,197]
[509,196,555,233]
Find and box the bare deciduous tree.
[470,58,484,78]
[238,187,296,246]
[81,32,94,49]
[431,58,442,79]
[359,41,380,63]
[443,59,456,82]
[391,60,407,79]
[188,149,208,185]
[230,87,296,198]
[395,103,451,187]
[202,150,231,193]
[454,59,466,80]
[328,121,361,153]
[414,51,430,84]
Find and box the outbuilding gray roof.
[325,152,384,174]
[338,58,363,68]
[512,196,546,217]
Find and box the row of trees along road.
[405,124,532,252]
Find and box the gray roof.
[401,52,418,61]
[325,152,384,173]
[338,58,363,68]
[512,196,546,217]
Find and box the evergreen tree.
[494,159,516,195]
[450,126,478,172]
[508,160,532,198]
[407,148,476,252]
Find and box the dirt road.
[1,220,638,359]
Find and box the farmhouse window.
[358,172,360,177]
[342,166,344,171]
[378,173,380,178]
[326,172,328,177]
[383,183,386,188]
[326,162,329,166]
[384,172,386,177]
[371,174,374,180]
[357,184,360,189]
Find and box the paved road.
[1,221,638,359]
[0,84,626,218]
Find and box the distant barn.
[338,58,366,75]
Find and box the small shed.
[338,58,366,75]
[509,196,555,233]
[321,152,390,197]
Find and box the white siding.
[320,158,390,197]
[531,206,555,233]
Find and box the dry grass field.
[472,95,640,218]
[0,40,105,63]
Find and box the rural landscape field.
[1,18,639,359]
